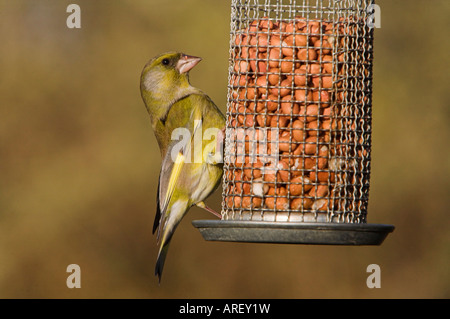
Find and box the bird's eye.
[162,58,169,66]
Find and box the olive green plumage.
[140,52,225,282]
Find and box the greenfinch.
[140,52,225,282]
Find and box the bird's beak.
[176,54,202,74]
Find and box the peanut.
[243,157,263,179]
[241,196,263,209]
[290,197,313,210]
[265,187,289,210]
[307,120,319,136]
[280,57,294,73]
[322,55,333,73]
[312,90,330,104]
[280,96,299,114]
[294,68,307,86]
[312,75,333,88]
[309,184,329,198]
[294,89,312,103]
[278,130,292,152]
[268,48,282,68]
[268,68,281,85]
[279,78,292,97]
[314,39,332,55]
[289,176,313,196]
[256,114,272,127]
[297,48,317,61]
[266,94,279,111]
[255,76,268,94]
[304,136,318,155]
[277,159,291,182]
[270,114,289,128]
[292,119,305,142]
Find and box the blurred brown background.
[0,0,448,298]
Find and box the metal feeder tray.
[192,220,394,245]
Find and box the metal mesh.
[222,0,374,223]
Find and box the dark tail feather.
[155,242,170,283]
[153,173,161,234]
[154,199,188,283]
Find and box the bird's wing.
[152,93,225,281]
[153,151,184,235]
[160,151,185,219]
[154,104,203,241]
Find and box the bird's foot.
[196,201,222,219]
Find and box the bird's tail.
[155,199,189,283]
[155,241,171,284]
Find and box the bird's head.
[140,52,202,120]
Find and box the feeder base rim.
[192,220,394,245]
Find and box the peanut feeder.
[193,0,394,245]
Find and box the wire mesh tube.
[221,0,374,223]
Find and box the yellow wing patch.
[161,116,202,214]
[161,151,185,215]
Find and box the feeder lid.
[192,220,394,245]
